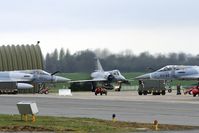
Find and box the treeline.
[45,48,199,73]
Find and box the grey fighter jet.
[135,65,199,81]
[70,59,128,90]
[17,69,70,83]
[1,69,70,86]
[0,69,70,94]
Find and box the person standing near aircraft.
[176,84,181,95]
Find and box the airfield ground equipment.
[184,86,199,97]
[138,80,166,95]
[17,101,39,122]
[0,82,18,94]
[38,87,49,94]
[95,87,107,95]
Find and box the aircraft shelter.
[0,44,43,71]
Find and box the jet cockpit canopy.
[156,65,190,72]
[111,70,121,76]
[19,69,51,76]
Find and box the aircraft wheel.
[138,91,142,95]
[143,91,148,95]
[168,89,172,93]
[162,90,166,95]
[157,92,161,95]
[13,91,18,94]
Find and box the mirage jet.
[16,69,70,92]
[16,69,70,83]
[0,70,70,92]
[135,65,199,94]
[70,59,128,91]
[135,65,199,81]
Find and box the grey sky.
[0,0,199,55]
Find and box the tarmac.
[0,91,199,126]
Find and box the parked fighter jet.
[16,69,70,83]
[135,65,199,81]
[0,69,70,94]
[70,59,128,90]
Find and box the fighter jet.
[1,69,70,85]
[0,69,70,94]
[16,69,70,83]
[70,59,128,90]
[135,65,199,81]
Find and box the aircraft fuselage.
[91,69,126,82]
[136,65,199,80]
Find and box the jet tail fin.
[95,58,104,72]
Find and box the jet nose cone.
[115,73,125,80]
[135,73,151,80]
[119,75,126,81]
[123,79,130,84]
[118,75,130,84]
[54,76,71,82]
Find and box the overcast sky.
[0,0,199,55]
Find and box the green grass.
[48,73,90,93]
[58,73,90,80]
[123,72,144,79]
[0,114,198,132]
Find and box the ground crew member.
[176,84,181,95]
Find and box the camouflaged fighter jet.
[135,65,199,81]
